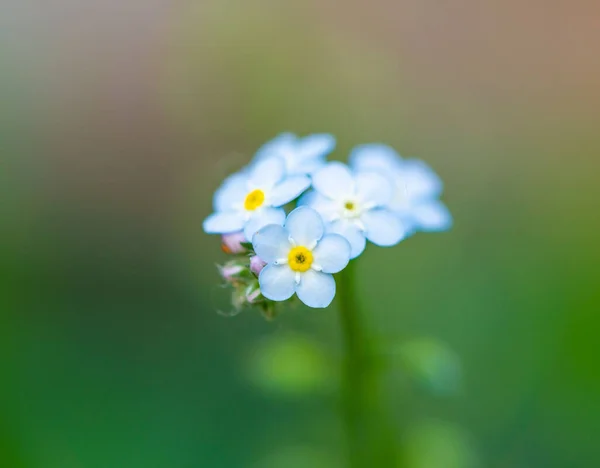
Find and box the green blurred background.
[2,1,599,467]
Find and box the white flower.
[300,162,407,259]
[252,207,351,308]
[203,157,310,241]
[349,144,452,234]
[252,133,335,176]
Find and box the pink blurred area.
[11,0,600,111]
[4,0,600,214]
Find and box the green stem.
[338,262,363,467]
[338,261,397,467]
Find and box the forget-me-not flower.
[203,157,311,241]
[252,133,335,176]
[300,162,407,259]
[252,207,351,308]
[350,144,452,234]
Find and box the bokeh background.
[2,1,599,467]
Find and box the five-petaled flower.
[252,133,335,176]
[203,133,452,313]
[350,144,452,234]
[252,207,351,308]
[203,157,311,241]
[300,162,407,259]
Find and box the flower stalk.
[338,261,398,467]
[202,133,452,464]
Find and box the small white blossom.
[300,162,407,259]
[252,207,351,308]
[203,157,310,241]
[350,144,452,234]
[252,133,335,176]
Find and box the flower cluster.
[203,133,451,316]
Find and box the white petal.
[296,270,336,308]
[362,209,406,246]
[296,134,335,160]
[213,173,249,211]
[253,133,296,162]
[290,156,326,176]
[256,134,334,176]
[248,156,285,190]
[312,162,355,200]
[243,207,286,241]
[349,144,403,173]
[394,213,418,237]
[388,180,412,213]
[327,220,367,259]
[284,206,324,247]
[355,171,393,206]
[259,264,296,302]
[312,234,351,274]
[411,200,453,231]
[269,175,311,206]
[203,212,245,234]
[403,159,443,200]
[297,190,318,206]
[298,191,339,223]
[252,224,292,263]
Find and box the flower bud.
[221,232,247,254]
[249,255,267,276]
[218,263,244,282]
[246,287,262,304]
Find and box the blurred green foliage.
[393,337,462,397]
[253,446,341,468]
[246,334,334,398]
[402,420,478,468]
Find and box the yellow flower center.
[343,199,361,218]
[288,246,313,272]
[244,189,265,211]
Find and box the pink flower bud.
[246,287,262,304]
[249,255,266,276]
[219,264,244,282]
[221,232,247,254]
